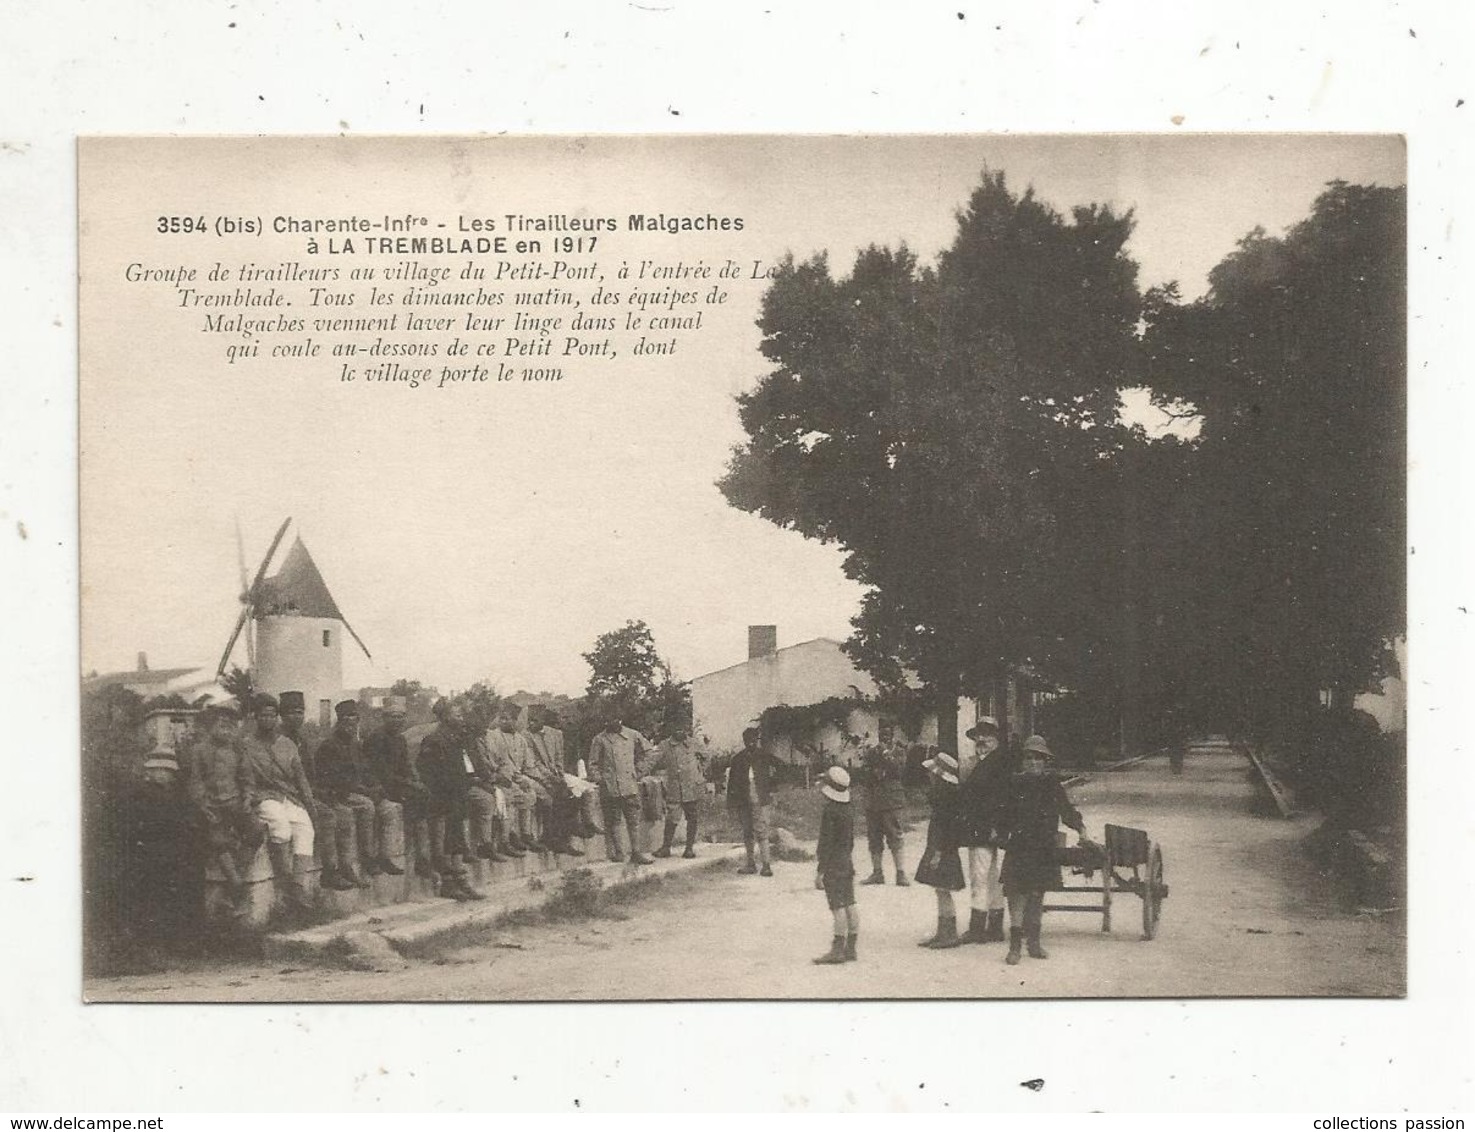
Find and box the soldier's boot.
[1006,928,1024,966]
[683,818,698,859]
[958,909,988,944]
[654,821,677,858]
[982,909,1007,942]
[292,855,319,911]
[891,846,910,886]
[844,933,858,962]
[738,840,757,874]
[266,839,297,913]
[324,866,357,891]
[812,936,848,965]
[860,853,886,885]
[377,855,405,876]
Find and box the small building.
[691,626,1039,767]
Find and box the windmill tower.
[218,518,372,728]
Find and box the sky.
[79,134,1404,696]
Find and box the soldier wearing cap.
[646,720,707,859]
[365,694,437,877]
[725,725,777,875]
[184,703,261,916]
[858,722,910,887]
[954,715,1015,944]
[278,690,354,892]
[587,712,655,864]
[316,699,405,883]
[241,693,317,916]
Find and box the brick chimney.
[748,625,777,659]
[137,651,148,672]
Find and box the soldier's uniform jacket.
[282,723,327,790]
[185,735,250,812]
[364,726,426,802]
[524,727,567,786]
[484,727,538,787]
[316,729,382,803]
[416,724,476,802]
[587,727,651,797]
[725,745,776,810]
[861,742,908,814]
[242,731,315,810]
[646,738,707,804]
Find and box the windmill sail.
[216,516,292,678]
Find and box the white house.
[690,626,1024,767]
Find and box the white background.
[2,0,1471,1114]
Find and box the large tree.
[720,171,1145,745]
[1142,181,1406,741]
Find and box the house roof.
[83,666,204,690]
[256,537,344,620]
[690,637,847,682]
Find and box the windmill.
[217,516,292,680]
[217,518,372,725]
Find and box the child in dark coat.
[998,734,1093,965]
[914,748,967,948]
[812,766,860,964]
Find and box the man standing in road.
[725,725,776,876]
[646,721,707,859]
[588,713,654,864]
[859,723,910,887]
[955,716,1012,943]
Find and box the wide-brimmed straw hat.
[922,750,960,785]
[819,765,851,803]
[1022,734,1054,758]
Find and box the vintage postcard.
[78,134,1406,1003]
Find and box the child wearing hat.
[812,766,860,964]
[914,747,967,949]
[998,734,1093,965]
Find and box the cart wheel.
[1141,843,1164,940]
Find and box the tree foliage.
[720,170,1144,718]
[1142,180,1406,738]
[582,619,691,737]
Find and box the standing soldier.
[316,700,405,881]
[647,722,707,859]
[279,690,354,891]
[588,713,654,865]
[414,699,485,901]
[859,723,910,886]
[954,716,1013,943]
[725,726,777,876]
[364,695,436,877]
[240,694,317,917]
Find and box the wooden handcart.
[1046,823,1169,940]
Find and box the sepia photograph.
[76,133,1408,1005]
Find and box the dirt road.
[89,752,1403,1000]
